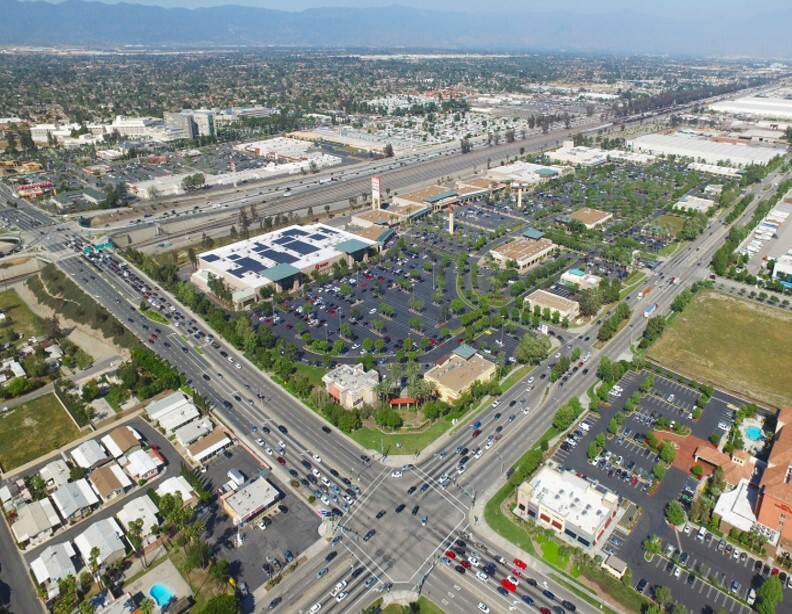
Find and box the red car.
[147,339,154,344]
[513,558,527,570]
[445,550,456,560]
[472,429,481,439]
[500,578,517,592]
[512,568,522,577]
[276,456,286,465]
[772,568,780,575]
[540,609,551,614]
[460,560,471,570]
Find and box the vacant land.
[0,288,42,341]
[654,214,686,237]
[0,393,81,471]
[649,291,792,408]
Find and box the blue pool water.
[745,426,763,442]
[150,583,175,607]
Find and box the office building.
[222,476,279,525]
[515,466,619,548]
[424,344,497,404]
[322,364,379,410]
[524,289,580,320]
[569,207,613,230]
[489,237,556,274]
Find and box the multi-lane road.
[0,99,786,613]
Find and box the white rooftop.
[156,476,195,504]
[116,495,160,537]
[196,224,374,291]
[73,518,125,565]
[711,96,792,120]
[527,467,616,536]
[486,160,563,183]
[40,458,70,489]
[51,479,99,519]
[322,363,379,395]
[629,133,785,167]
[224,476,279,523]
[145,391,190,421]
[30,542,77,590]
[713,478,761,534]
[70,439,109,469]
[12,499,60,542]
[174,419,213,446]
[123,449,162,480]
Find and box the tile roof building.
[424,344,497,404]
[525,289,580,320]
[489,237,556,274]
[756,406,792,545]
[322,364,379,410]
[569,207,613,230]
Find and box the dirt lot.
[649,291,792,408]
[14,281,128,363]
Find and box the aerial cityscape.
[1,2,792,614]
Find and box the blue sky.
[45,0,792,15]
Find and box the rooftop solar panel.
[273,236,292,246]
[288,240,318,255]
[227,253,240,261]
[262,250,298,264]
[201,254,220,262]
[286,228,308,237]
[309,233,326,241]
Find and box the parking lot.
[546,367,780,613]
[200,444,321,588]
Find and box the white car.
[507,575,520,586]
[336,591,349,602]
[457,465,467,475]
[264,447,273,456]
[255,438,265,447]
[491,400,500,407]
[478,604,490,613]
[555,352,561,358]
[476,570,489,582]
[391,471,403,478]
[321,476,331,486]
[469,555,480,567]
[235,363,241,369]
[528,376,535,384]
[278,440,287,449]
[312,454,322,463]
[312,468,322,478]
[257,518,268,530]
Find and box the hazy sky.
[43,0,792,15]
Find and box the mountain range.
[1,0,791,56]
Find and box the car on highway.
[267,597,282,610]
[477,604,490,613]
[376,509,386,519]
[276,456,286,465]
[395,503,406,513]
[391,471,403,478]
[316,567,328,578]
[363,529,376,542]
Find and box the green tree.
[515,332,550,365]
[198,593,241,614]
[139,598,156,614]
[665,500,686,526]
[654,585,673,607]
[210,559,231,587]
[642,535,662,554]
[757,575,784,614]
[659,441,677,464]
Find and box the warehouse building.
[489,237,556,273]
[628,133,785,167]
[515,466,619,549]
[525,289,580,320]
[192,224,375,305]
[772,255,792,289]
[424,344,497,404]
[569,207,613,229]
[710,96,792,120]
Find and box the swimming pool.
[745,426,763,442]
[150,583,175,607]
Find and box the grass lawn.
[381,598,444,614]
[500,365,531,393]
[649,291,792,407]
[658,240,685,257]
[654,214,686,237]
[350,419,451,455]
[0,288,42,340]
[142,309,169,324]
[0,393,81,470]
[292,363,327,389]
[536,535,571,567]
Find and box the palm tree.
[127,518,147,568]
[138,597,155,614]
[88,547,102,588]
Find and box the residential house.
[30,542,78,600]
[40,459,71,491]
[100,426,142,459]
[51,479,99,522]
[88,463,133,502]
[11,499,61,544]
[73,518,126,567]
[116,496,160,545]
[70,440,109,470]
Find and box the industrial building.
[192,224,375,305]
[515,466,619,549]
[710,95,792,120]
[549,141,655,166]
[525,289,580,320]
[569,207,613,229]
[423,344,497,404]
[628,133,785,167]
[322,364,380,410]
[489,237,556,273]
